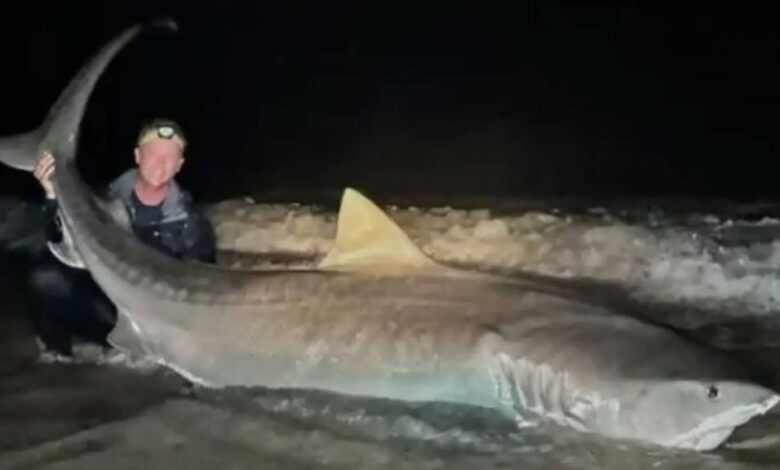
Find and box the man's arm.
[34,152,64,244]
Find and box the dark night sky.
[0,1,778,204]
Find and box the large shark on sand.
[1,19,778,452]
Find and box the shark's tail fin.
[0,17,178,171]
[0,130,43,172]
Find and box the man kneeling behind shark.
[28,118,216,356]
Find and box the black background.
[0,1,777,205]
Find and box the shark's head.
[620,378,779,451]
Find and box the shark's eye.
[707,385,719,400]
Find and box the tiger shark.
[1,19,778,452]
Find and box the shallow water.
[4,197,780,469]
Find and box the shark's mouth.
[670,394,780,451]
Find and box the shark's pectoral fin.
[317,188,446,274]
[47,240,85,269]
[46,212,86,269]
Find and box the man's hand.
[33,152,56,199]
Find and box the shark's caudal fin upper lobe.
[0,18,177,171]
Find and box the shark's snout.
[672,391,780,451]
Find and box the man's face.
[134,139,184,188]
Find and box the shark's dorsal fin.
[317,188,444,274]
